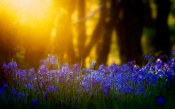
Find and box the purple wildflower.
[27,83,32,89]
[144,54,151,61]
[43,92,47,98]
[2,83,7,90]
[0,89,5,98]
[47,85,58,93]
[73,63,81,75]
[48,54,58,65]
[89,61,96,70]
[32,99,38,107]
[155,96,166,106]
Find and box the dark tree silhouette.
[0,12,17,85]
[143,0,155,28]
[77,0,86,62]
[77,0,107,66]
[114,0,144,65]
[152,0,171,56]
[90,0,145,65]
[96,0,115,65]
[96,20,113,65]
[53,0,76,64]
[84,0,144,65]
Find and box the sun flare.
[0,0,55,26]
[0,0,61,45]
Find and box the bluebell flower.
[121,64,129,72]
[52,70,60,82]
[89,61,96,70]
[101,88,108,95]
[127,61,135,69]
[155,59,164,70]
[27,83,32,89]
[157,70,165,79]
[85,89,90,95]
[135,84,145,95]
[17,92,22,101]
[8,62,17,68]
[8,95,15,103]
[3,63,9,69]
[47,85,58,93]
[116,84,122,91]
[3,62,18,73]
[144,54,154,62]
[101,75,114,89]
[98,64,108,74]
[38,65,49,75]
[92,71,104,84]
[29,68,35,74]
[130,74,137,85]
[28,69,36,83]
[171,64,175,72]
[8,62,13,67]
[32,99,38,107]
[122,84,134,94]
[3,62,17,69]
[144,54,151,61]
[20,70,27,77]
[155,96,166,106]
[48,54,58,65]
[2,83,7,90]
[73,64,81,75]
[82,68,87,73]
[8,96,11,102]
[167,71,174,81]
[9,90,27,102]
[0,89,5,98]
[81,77,90,88]
[167,60,171,67]
[108,64,118,73]
[170,50,175,59]
[43,92,47,98]
[114,74,123,88]
[10,89,17,96]
[13,62,17,69]
[60,66,70,76]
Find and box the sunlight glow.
[51,27,57,38]
[0,0,58,47]
[0,0,107,64]
[1,0,53,25]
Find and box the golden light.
[0,0,107,65]
[0,0,61,49]
[0,0,64,59]
[1,0,54,24]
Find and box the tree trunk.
[53,0,76,64]
[0,14,16,85]
[77,0,86,62]
[96,21,113,65]
[96,0,117,65]
[143,0,155,28]
[80,0,107,66]
[115,0,143,65]
[153,0,171,56]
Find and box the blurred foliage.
[0,0,175,69]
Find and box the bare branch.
[73,4,104,24]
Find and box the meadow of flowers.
[0,51,175,109]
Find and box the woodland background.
[0,0,175,71]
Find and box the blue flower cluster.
[1,52,175,106]
[80,57,175,96]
